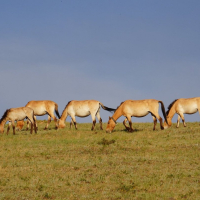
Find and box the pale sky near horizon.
[1,0,200,124]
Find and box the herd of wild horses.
[0,97,200,135]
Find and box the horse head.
[106,117,116,133]
[164,116,172,129]
[57,119,66,129]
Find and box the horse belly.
[75,109,90,117]
[184,107,198,114]
[125,107,149,117]
[177,103,198,114]
[132,110,149,117]
[31,107,46,116]
[124,102,150,118]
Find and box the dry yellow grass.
[0,121,200,199]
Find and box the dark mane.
[61,101,72,115]
[166,99,178,115]
[0,109,10,123]
[114,101,124,113]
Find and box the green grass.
[0,121,200,199]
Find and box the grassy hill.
[0,121,200,199]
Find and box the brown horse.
[0,107,37,135]
[58,100,116,130]
[106,99,168,133]
[16,100,60,130]
[164,97,200,129]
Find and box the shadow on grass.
[114,128,140,133]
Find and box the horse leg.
[91,119,96,130]
[44,115,51,130]
[128,120,134,132]
[12,121,16,135]
[28,119,36,134]
[48,107,59,129]
[26,115,37,134]
[123,118,131,131]
[199,110,200,126]
[151,115,157,130]
[30,121,33,134]
[26,120,30,131]
[71,116,77,129]
[52,115,58,129]
[7,121,11,135]
[52,116,58,129]
[46,110,58,129]
[70,119,73,129]
[151,112,163,130]
[27,117,33,134]
[126,116,134,132]
[96,112,103,130]
[90,113,97,131]
[32,116,38,130]
[159,117,164,130]
[27,116,37,131]
[176,115,181,128]
[74,121,77,129]
[52,115,59,129]
[30,120,37,134]
[33,116,37,133]
[180,113,186,127]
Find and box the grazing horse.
[16,100,61,130]
[164,97,200,129]
[106,99,168,133]
[0,107,37,135]
[58,100,116,130]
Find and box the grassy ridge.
[0,121,200,199]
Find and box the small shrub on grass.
[117,181,137,194]
[97,138,115,146]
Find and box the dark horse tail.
[99,102,116,113]
[159,101,168,125]
[55,103,61,119]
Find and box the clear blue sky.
[1,0,200,124]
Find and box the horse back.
[26,100,57,115]
[121,99,159,116]
[67,100,99,116]
[6,107,33,121]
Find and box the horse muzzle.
[106,129,112,134]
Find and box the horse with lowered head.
[106,99,168,133]
[16,100,61,131]
[58,100,116,130]
[0,107,37,135]
[164,97,200,129]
